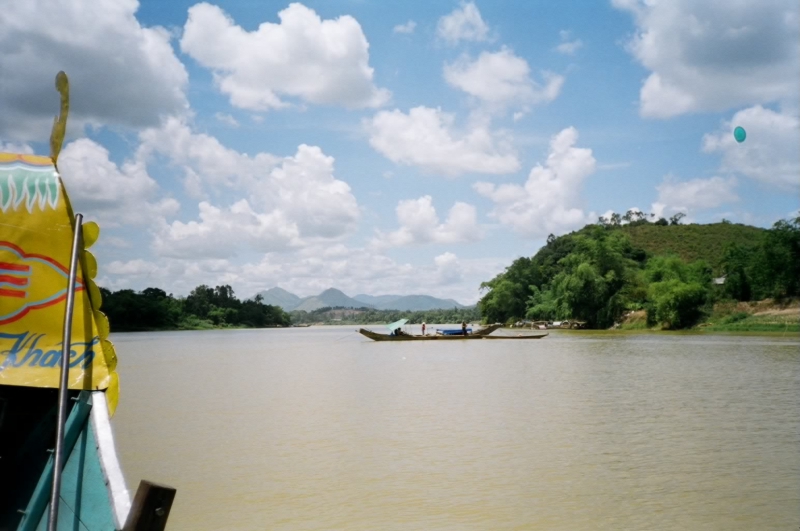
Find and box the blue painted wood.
[33,417,117,531]
[18,393,92,531]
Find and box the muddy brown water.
[112,328,800,530]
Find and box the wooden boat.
[359,328,484,341]
[482,331,549,339]
[0,73,175,530]
[359,323,501,341]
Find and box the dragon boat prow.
[0,72,175,530]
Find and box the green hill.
[619,222,766,272]
[479,218,796,329]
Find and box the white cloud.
[474,126,596,237]
[393,20,417,34]
[444,48,564,111]
[138,119,361,257]
[0,0,188,140]
[98,242,509,305]
[180,2,390,111]
[137,117,280,190]
[613,0,799,117]
[152,200,301,259]
[373,196,483,247]
[214,113,239,127]
[651,175,739,218]
[366,106,519,176]
[702,106,799,190]
[437,2,489,45]
[555,30,583,55]
[58,138,179,227]
[0,141,33,154]
[106,259,160,276]
[434,252,463,285]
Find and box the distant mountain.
[292,288,373,312]
[356,293,466,311]
[257,287,467,312]
[257,287,302,310]
[375,295,466,311]
[353,294,402,305]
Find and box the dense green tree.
[643,255,711,329]
[100,284,290,331]
[526,229,645,328]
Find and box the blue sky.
[1,0,798,303]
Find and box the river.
[111,327,800,530]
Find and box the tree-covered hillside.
[621,222,765,271]
[479,217,799,329]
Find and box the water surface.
[112,328,800,530]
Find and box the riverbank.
[618,299,799,332]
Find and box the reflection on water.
[112,328,800,530]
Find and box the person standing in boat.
[461,321,467,335]
[422,322,426,335]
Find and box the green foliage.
[621,221,766,271]
[290,305,481,325]
[478,216,794,330]
[526,229,646,328]
[719,217,800,301]
[647,279,708,329]
[101,284,291,331]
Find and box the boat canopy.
[0,152,120,413]
[385,318,409,331]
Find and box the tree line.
[289,306,481,325]
[478,217,799,330]
[100,284,291,331]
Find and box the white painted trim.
[90,392,131,529]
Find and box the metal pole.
[48,213,83,531]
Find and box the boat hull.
[359,324,505,341]
[482,332,549,339]
[359,329,484,341]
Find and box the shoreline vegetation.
[478,215,799,333]
[102,216,798,335]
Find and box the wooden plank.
[122,481,176,531]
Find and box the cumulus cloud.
[58,138,179,227]
[437,2,489,45]
[393,20,417,34]
[98,242,510,304]
[366,106,519,176]
[138,119,361,257]
[613,0,799,117]
[474,126,596,237]
[651,175,739,219]
[434,252,463,284]
[180,2,390,111]
[444,48,564,111]
[702,106,799,190]
[0,0,188,140]
[152,200,301,258]
[373,196,483,247]
[0,141,34,154]
[214,113,239,127]
[555,30,583,55]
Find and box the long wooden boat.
[359,323,502,341]
[359,328,485,341]
[0,73,175,530]
[482,331,549,339]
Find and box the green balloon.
[733,126,746,143]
